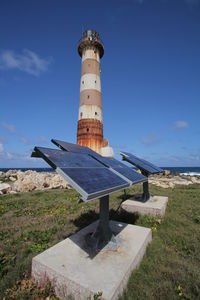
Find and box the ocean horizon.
[1,167,200,176]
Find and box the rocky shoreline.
[0,169,200,195]
[0,170,71,195]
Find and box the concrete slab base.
[32,220,152,300]
[121,195,168,217]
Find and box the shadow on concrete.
[69,208,139,258]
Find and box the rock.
[46,174,69,189]
[168,182,175,188]
[4,168,199,194]
[190,176,200,184]
[10,190,17,194]
[5,169,18,177]
[0,183,11,194]
[14,172,38,192]
[156,182,169,189]
[0,191,3,195]
[12,170,70,192]
[9,176,16,182]
[172,179,192,186]
[164,169,170,176]
[0,172,6,179]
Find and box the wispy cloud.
[2,122,16,133]
[189,153,200,161]
[0,49,52,76]
[39,136,48,144]
[175,120,189,129]
[1,121,31,145]
[0,149,31,161]
[141,133,158,146]
[20,136,30,145]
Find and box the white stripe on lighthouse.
[78,105,102,121]
[80,74,101,93]
[82,49,100,63]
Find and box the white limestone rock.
[12,171,70,192]
[9,176,16,182]
[5,170,18,178]
[0,183,11,194]
[10,190,17,194]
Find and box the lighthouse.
[77,29,113,157]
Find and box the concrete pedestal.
[121,196,168,217]
[32,220,152,300]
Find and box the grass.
[0,184,200,299]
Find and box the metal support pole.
[142,180,150,201]
[141,171,150,202]
[85,195,113,251]
[92,195,113,246]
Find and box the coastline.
[0,169,200,195]
[1,167,200,176]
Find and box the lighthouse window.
[82,80,84,84]
[80,112,83,118]
[95,112,97,116]
[95,80,96,83]
[87,128,89,132]
[87,95,90,99]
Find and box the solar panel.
[120,151,163,175]
[90,154,147,185]
[51,139,147,185]
[33,147,129,201]
[51,138,96,155]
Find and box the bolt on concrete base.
[121,196,168,217]
[32,220,152,300]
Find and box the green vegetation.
[0,184,200,299]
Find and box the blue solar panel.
[120,151,163,175]
[33,147,129,201]
[33,147,102,169]
[90,154,147,185]
[51,139,147,184]
[51,139,96,155]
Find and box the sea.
[0,167,200,176]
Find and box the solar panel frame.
[33,146,129,201]
[120,151,164,175]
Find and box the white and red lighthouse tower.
[77,29,113,157]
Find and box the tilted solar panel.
[51,139,147,184]
[90,154,147,185]
[51,139,96,155]
[120,151,163,175]
[33,147,129,201]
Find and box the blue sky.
[0,0,200,168]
